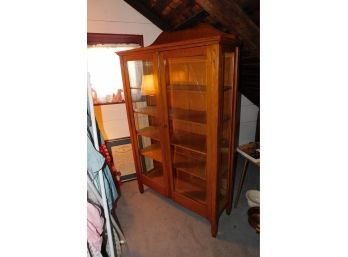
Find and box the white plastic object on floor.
[246,190,260,207]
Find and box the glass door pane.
[218,52,235,212]
[127,60,165,187]
[165,55,208,204]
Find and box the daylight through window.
[87,44,139,104]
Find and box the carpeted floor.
[114,156,260,257]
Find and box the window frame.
[87,33,144,105]
[87,33,144,47]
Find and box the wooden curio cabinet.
[118,24,240,237]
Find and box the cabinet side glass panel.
[218,52,235,212]
[166,55,208,204]
[127,60,165,187]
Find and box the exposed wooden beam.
[123,0,171,31]
[154,0,171,13]
[166,0,194,22]
[234,0,260,10]
[174,9,209,30]
[195,0,259,58]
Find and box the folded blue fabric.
[87,97,118,210]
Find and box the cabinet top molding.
[117,23,240,56]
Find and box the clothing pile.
[87,99,124,257]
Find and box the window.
[87,33,143,105]
[87,44,138,104]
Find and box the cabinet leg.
[234,159,249,208]
[211,223,218,238]
[226,205,232,215]
[137,179,144,193]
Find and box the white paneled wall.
[94,104,129,140]
[238,95,259,144]
[88,0,162,46]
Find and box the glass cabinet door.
[126,59,166,188]
[217,51,236,212]
[163,53,208,205]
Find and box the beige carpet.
[115,158,260,257]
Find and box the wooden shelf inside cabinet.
[167,84,206,92]
[222,115,230,122]
[171,131,206,155]
[219,139,230,155]
[221,138,230,148]
[174,171,207,205]
[169,108,206,124]
[137,126,160,140]
[223,85,232,91]
[173,154,206,180]
[133,106,157,116]
[140,144,162,162]
[144,167,165,185]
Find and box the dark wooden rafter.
[165,0,195,22]
[123,0,171,30]
[153,0,171,13]
[235,0,260,12]
[174,9,209,30]
[237,0,260,28]
[195,0,259,58]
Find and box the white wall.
[88,0,259,144]
[88,0,162,140]
[88,0,162,46]
[94,104,130,140]
[239,95,259,144]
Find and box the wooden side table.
[234,142,260,207]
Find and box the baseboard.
[121,173,137,182]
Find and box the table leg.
[234,158,249,208]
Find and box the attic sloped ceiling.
[123,0,260,106]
